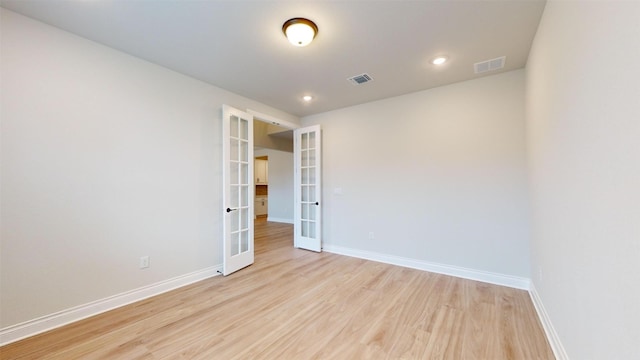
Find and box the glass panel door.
[222,105,254,275]
[294,125,321,252]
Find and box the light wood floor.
[1,219,554,359]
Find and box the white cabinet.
[255,197,268,216]
[255,159,268,184]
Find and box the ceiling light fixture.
[302,95,313,102]
[282,18,318,47]
[432,56,448,65]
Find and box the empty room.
[1,1,638,359]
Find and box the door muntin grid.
[229,115,251,256]
[299,131,317,239]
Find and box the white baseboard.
[266,217,294,224]
[322,244,530,290]
[529,283,569,360]
[0,264,222,346]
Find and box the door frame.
[221,107,300,275]
[247,109,300,130]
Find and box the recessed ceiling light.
[282,18,318,47]
[302,95,313,102]
[432,56,448,65]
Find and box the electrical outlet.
[139,256,150,269]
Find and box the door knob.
[314,202,319,206]
[226,208,237,213]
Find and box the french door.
[222,105,254,275]
[294,125,322,252]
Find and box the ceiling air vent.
[347,73,373,85]
[474,56,506,74]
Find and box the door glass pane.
[302,168,308,185]
[241,163,249,185]
[240,230,248,253]
[308,186,316,202]
[301,185,308,202]
[231,232,239,256]
[241,119,249,141]
[308,150,315,167]
[309,205,316,221]
[241,186,248,207]
[231,210,239,232]
[309,132,315,148]
[309,221,316,239]
[240,140,248,162]
[230,116,239,138]
[230,186,239,208]
[302,150,308,167]
[231,162,239,185]
[309,167,316,185]
[302,203,308,220]
[301,133,308,149]
[230,139,239,161]
[241,208,248,230]
[301,220,308,237]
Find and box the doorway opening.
[252,116,294,229]
[249,110,323,254]
[222,106,321,276]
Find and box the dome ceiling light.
[282,18,318,47]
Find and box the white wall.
[254,148,294,223]
[526,1,640,359]
[302,70,531,278]
[0,9,298,328]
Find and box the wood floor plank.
[1,219,554,359]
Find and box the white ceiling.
[0,0,546,117]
